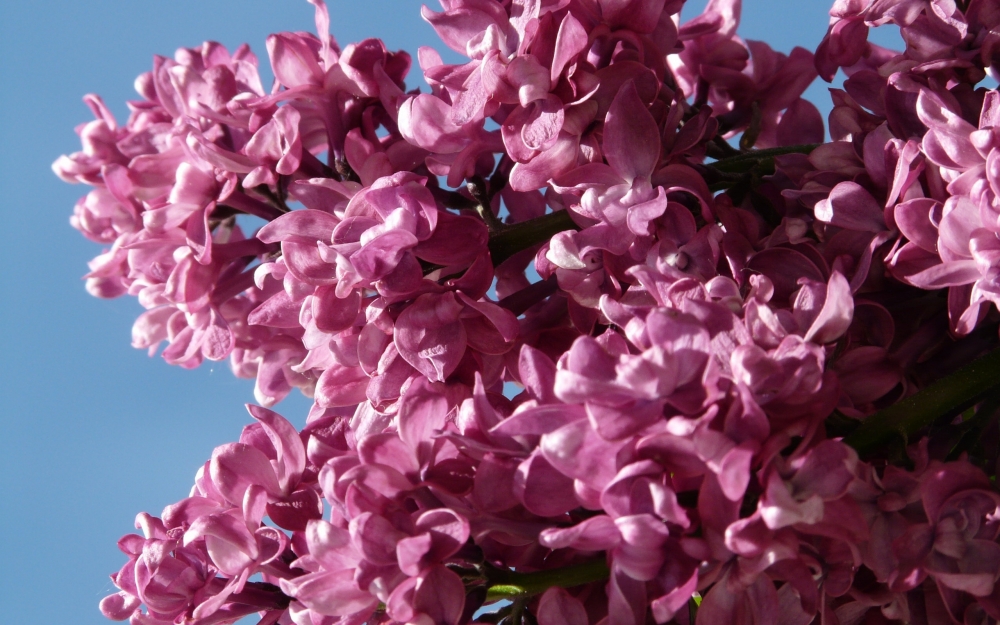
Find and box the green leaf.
[708,144,819,174]
[488,210,579,266]
[483,559,610,601]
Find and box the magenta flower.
[55,1,1000,624]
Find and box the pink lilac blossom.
[54,0,1000,623]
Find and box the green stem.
[510,598,526,625]
[739,102,763,151]
[946,385,1000,461]
[483,559,610,601]
[706,136,741,160]
[688,593,702,623]
[844,347,1000,457]
[488,210,579,266]
[467,176,505,233]
[708,144,820,173]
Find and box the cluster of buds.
[56,0,1000,623]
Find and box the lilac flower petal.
[267,33,324,88]
[814,181,886,232]
[472,454,520,513]
[537,588,588,625]
[312,286,361,333]
[520,98,565,151]
[491,404,586,437]
[396,532,434,576]
[414,211,487,266]
[314,364,370,408]
[508,133,580,191]
[789,440,857,500]
[352,230,421,280]
[358,432,420,475]
[599,0,668,33]
[266,488,322,531]
[938,195,978,260]
[420,2,508,55]
[894,198,941,253]
[248,291,301,329]
[414,508,470,561]
[397,377,450,453]
[541,419,624,490]
[258,209,340,244]
[929,539,1000,596]
[100,592,140,621]
[398,94,469,153]
[607,568,647,625]
[776,98,824,147]
[802,271,854,344]
[650,559,699,623]
[539,515,621,551]
[518,345,558,403]
[551,13,588,83]
[514,450,579,517]
[394,292,467,382]
[280,569,376,617]
[745,247,825,303]
[614,514,670,580]
[604,81,660,184]
[282,239,338,285]
[246,404,306,492]
[210,443,281,505]
[352,512,405,566]
[917,90,981,170]
[184,513,257,575]
[680,0,741,39]
[412,565,466,625]
[903,259,981,289]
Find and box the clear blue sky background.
[0,2,901,623]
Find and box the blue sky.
[0,1,896,623]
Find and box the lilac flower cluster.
[55,0,1000,623]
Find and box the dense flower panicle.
[56,0,1000,623]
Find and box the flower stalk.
[708,143,821,173]
[487,209,579,266]
[844,346,1000,457]
[482,560,611,601]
